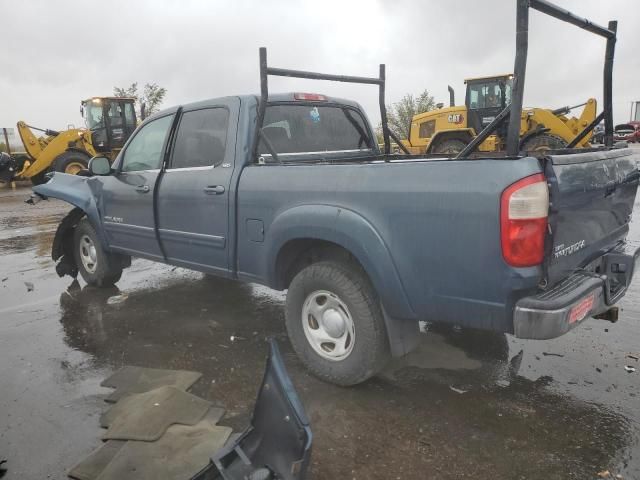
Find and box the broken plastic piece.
[191,339,312,480]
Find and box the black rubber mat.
[101,366,202,403]
[67,441,125,480]
[101,386,211,441]
[96,421,232,480]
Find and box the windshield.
[259,104,374,159]
[467,79,512,110]
[84,103,105,130]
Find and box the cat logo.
[447,114,464,124]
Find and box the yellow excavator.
[403,74,597,155]
[0,97,137,184]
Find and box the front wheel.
[431,137,468,155]
[520,133,568,153]
[73,219,123,287]
[285,261,389,386]
[53,151,90,175]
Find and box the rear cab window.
[259,104,375,161]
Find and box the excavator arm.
[14,122,95,180]
[16,121,48,162]
[522,98,597,148]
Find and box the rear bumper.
[514,246,640,339]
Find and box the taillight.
[294,93,327,101]
[500,173,548,267]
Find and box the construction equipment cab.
[0,97,137,185]
[465,74,513,142]
[81,97,137,154]
[405,73,596,155]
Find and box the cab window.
[259,105,373,157]
[124,102,136,128]
[468,80,511,110]
[121,115,173,172]
[170,108,229,169]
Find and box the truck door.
[156,98,238,275]
[99,113,175,260]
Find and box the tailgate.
[544,147,640,286]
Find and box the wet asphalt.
[0,161,639,479]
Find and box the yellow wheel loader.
[403,74,597,155]
[0,97,137,185]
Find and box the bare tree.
[114,82,167,120]
[384,90,436,139]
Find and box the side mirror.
[88,156,112,176]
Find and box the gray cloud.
[2,0,637,131]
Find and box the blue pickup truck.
[33,41,640,385]
[32,91,639,385]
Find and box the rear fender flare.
[265,205,419,355]
[266,205,414,318]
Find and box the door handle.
[204,185,225,195]
[135,185,150,193]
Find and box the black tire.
[29,171,49,185]
[73,218,123,287]
[431,137,468,155]
[520,133,567,153]
[285,260,389,386]
[53,151,90,175]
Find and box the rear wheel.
[431,137,468,155]
[285,260,389,385]
[73,219,123,287]
[520,133,567,153]
[53,151,91,175]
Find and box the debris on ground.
[1,277,7,282]
[597,471,624,479]
[624,366,636,373]
[107,294,129,305]
[626,353,639,361]
[229,335,246,342]
[542,352,564,358]
[68,340,311,480]
[449,386,467,394]
[24,281,34,292]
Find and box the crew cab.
[31,87,640,385]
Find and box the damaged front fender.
[33,173,105,243]
[32,173,113,278]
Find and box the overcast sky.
[2,0,638,131]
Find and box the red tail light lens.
[294,93,327,101]
[500,173,548,267]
